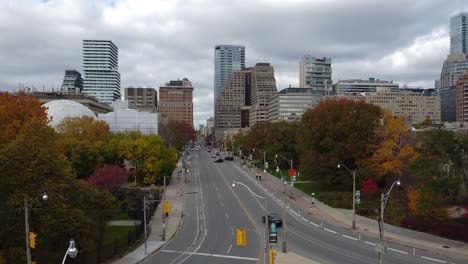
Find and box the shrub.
[401,217,468,243]
[87,165,129,191]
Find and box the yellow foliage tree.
[407,186,421,215]
[360,111,418,180]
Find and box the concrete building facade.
[299,56,332,90]
[82,40,121,104]
[61,70,83,94]
[124,87,158,112]
[323,88,441,124]
[268,87,323,122]
[249,63,277,126]
[334,78,399,94]
[215,68,250,130]
[440,54,468,121]
[98,100,158,134]
[158,78,193,126]
[456,70,468,122]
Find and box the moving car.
[262,213,283,227]
[214,158,224,163]
[224,156,234,161]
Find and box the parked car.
[224,156,234,161]
[262,213,283,227]
[214,158,224,163]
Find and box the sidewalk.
[245,165,468,261]
[113,161,185,264]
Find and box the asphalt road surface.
[142,148,464,264]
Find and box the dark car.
[262,213,283,227]
[214,158,224,163]
[224,156,234,161]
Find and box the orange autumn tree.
[360,111,418,182]
[0,91,48,147]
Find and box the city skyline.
[0,0,467,126]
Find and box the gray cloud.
[0,0,467,127]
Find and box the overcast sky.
[0,0,467,127]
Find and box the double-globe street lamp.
[232,181,269,264]
[337,164,357,230]
[378,180,401,264]
[24,192,48,264]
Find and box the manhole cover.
[442,245,450,248]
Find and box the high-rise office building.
[158,78,193,126]
[440,54,468,121]
[456,69,468,122]
[215,68,251,130]
[249,63,277,126]
[214,45,245,104]
[82,40,121,104]
[124,87,158,112]
[450,12,468,54]
[61,70,83,93]
[299,56,332,90]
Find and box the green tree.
[296,99,382,185]
[56,116,110,178]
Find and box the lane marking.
[227,244,232,254]
[324,228,337,234]
[226,212,229,220]
[342,234,358,241]
[161,249,258,261]
[420,256,447,263]
[387,247,408,255]
[364,241,376,246]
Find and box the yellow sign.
[236,228,246,246]
[164,201,170,214]
[29,232,37,249]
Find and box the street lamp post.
[24,192,48,264]
[275,154,292,253]
[378,180,401,264]
[61,239,78,264]
[337,164,356,230]
[232,181,269,264]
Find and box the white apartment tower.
[82,40,121,104]
[299,56,332,90]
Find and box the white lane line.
[161,250,258,261]
[364,241,376,246]
[309,221,319,227]
[324,228,337,234]
[227,244,232,254]
[231,227,234,235]
[387,247,408,255]
[342,234,358,241]
[226,212,229,220]
[420,256,447,263]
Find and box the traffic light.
[269,247,277,264]
[236,228,246,246]
[29,232,37,249]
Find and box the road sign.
[269,232,277,243]
[288,169,296,176]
